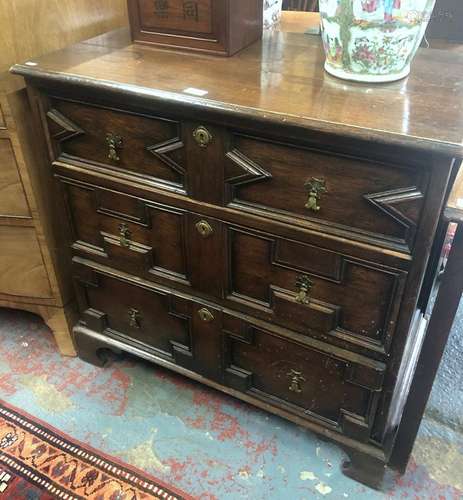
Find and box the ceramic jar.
[319,0,436,82]
[263,0,283,29]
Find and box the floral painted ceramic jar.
[319,0,436,82]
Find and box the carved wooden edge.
[341,446,395,490]
[388,223,463,472]
[10,64,463,160]
[445,162,463,222]
[73,324,122,367]
[22,86,76,305]
[0,299,77,357]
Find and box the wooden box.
[127,0,263,56]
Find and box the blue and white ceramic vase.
[319,0,436,82]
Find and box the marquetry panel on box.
[47,99,187,193]
[128,0,263,56]
[224,134,429,253]
[0,138,30,218]
[137,0,214,34]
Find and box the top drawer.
[224,133,429,254]
[46,99,187,194]
[44,97,430,254]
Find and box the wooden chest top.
[11,27,463,158]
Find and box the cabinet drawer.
[227,226,407,355]
[74,258,385,442]
[0,226,51,298]
[46,99,187,193]
[59,175,223,296]
[73,260,222,381]
[0,138,30,218]
[60,176,407,356]
[44,96,430,253]
[224,133,429,253]
[223,314,385,441]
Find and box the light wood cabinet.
[0,1,128,355]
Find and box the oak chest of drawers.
[12,25,463,489]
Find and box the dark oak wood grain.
[11,28,463,159]
[13,18,463,490]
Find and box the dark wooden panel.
[58,172,407,356]
[427,0,463,41]
[223,317,385,440]
[59,176,190,283]
[47,99,187,193]
[73,259,223,380]
[137,0,213,34]
[187,214,224,298]
[127,0,263,56]
[225,134,429,252]
[228,227,406,353]
[73,256,385,442]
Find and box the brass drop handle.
[118,223,131,248]
[287,369,306,394]
[193,126,213,148]
[106,133,123,161]
[295,275,313,305]
[304,178,327,212]
[198,308,214,323]
[196,220,214,238]
[128,308,141,329]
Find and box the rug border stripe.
[0,452,84,500]
[0,400,192,500]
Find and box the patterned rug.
[0,400,191,499]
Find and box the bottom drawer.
[73,259,222,381]
[222,314,385,441]
[73,258,386,441]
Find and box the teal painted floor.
[0,307,462,499]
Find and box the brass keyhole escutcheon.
[304,178,327,212]
[287,369,306,394]
[106,133,123,161]
[128,308,141,329]
[196,220,214,238]
[295,275,313,305]
[118,223,131,248]
[193,126,213,148]
[198,308,214,323]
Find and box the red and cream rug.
[0,400,192,499]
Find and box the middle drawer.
[59,175,408,357]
